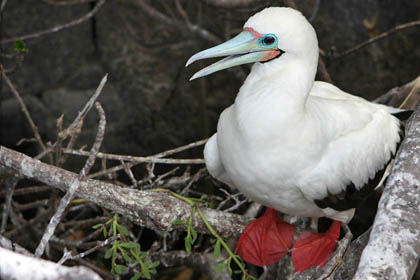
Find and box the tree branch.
[0,247,103,280]
[0,146,251,238]
[353,103,420,279]
[0,0,106,44]
[1,64,48,152]
[34,102,107,257]
[332,20,420,60]
[202,0,263,9]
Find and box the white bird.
[186,7,408,272]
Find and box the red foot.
[235,208,296,266]
[292,220,341,273]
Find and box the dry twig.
[332,20,420,59]
[0,146,252,238]
[1,0,106,44]
[34,101,106,257]
[1,64,48,152]
[58,235,119,265]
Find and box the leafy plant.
[13,40,28,53]
[162,189,256,280]
[93,213,159,279]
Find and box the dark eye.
[262,34,276,46]
[263,36,275,45]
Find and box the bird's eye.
[261,34,277,46]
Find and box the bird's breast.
[216,105,326,216]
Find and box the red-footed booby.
[186,7,408,272]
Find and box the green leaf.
[134,244,141,256]
[119,247,132,263]
[103,226,108,237]
[185,237,192,253]
[140,261,151,279]
[120,242,140,249]
[172,219,185,225]
[227,261,233,276]
[130,273,142,280]
[116,224,129,236]
[216,261,226,274]
[114,264,128,274]
[148,261,160,269]
[13,40,28,53]
[92,223,103,229]
[105,247,113,259]
[213,239,221,258]
[190,227,197,243]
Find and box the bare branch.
[201,0,263,9]
[0,175,19,233]
[374,77,420,107]
[353,102,420,279]
[62,148,205,165]
[58,235,119,265]
[0,0,106,44]
[1,64,48,152]
[66,74,108,133]
[0,146,252,238]
[0,0,7,12]
[136,0,220,44]
[332,20,420,59]
[0,247,103,280]
[41,0,96,6]
[34,102,106,257]
[87,138,207,178]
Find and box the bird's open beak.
[186,29,281,80]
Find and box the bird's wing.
[311,81,411,117]
[302,83,402,216]
[203,134,234,188]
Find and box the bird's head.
[186,7,318,80]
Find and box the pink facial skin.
[243,27,281,62]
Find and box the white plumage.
[191,7,402,224]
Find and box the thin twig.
[0,176,19,234]
[1,64,48,153]
[67,74,108,133]
[58,235,119,265]
[0,185,50,198]
[332,20,420,59]
[174,0,191,26]
[136,0,220,44]
[34,102,107,257]
[41,0,96,6]
[120,160,138,188]
[0,0,7,12]
[180,168,207,195]
[86,138,208,178]
[63,148,205,164]
[1,0,106,44]
[309,0,320,22]
[399,75,420,109]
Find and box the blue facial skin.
[258,33,278,49]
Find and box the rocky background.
[1,0,419,160]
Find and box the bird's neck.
[234,55,318,136]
